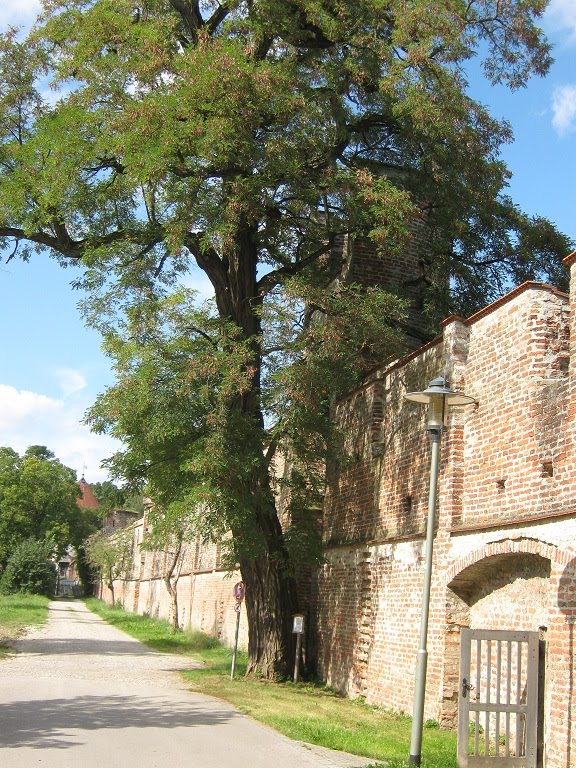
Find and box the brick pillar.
[563,251,576,384]
[560,252,576,503]
[438,316,474,530]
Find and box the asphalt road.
[0,600,374,768]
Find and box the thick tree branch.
[206,3,231,36]
[0,223,164,263]
[183,231,232,317]
[168,0,203,43]
[256,237,335,296]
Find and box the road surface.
[0,600,375,768]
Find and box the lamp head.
[404,376,477,431]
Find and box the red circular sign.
[233,581,245,602]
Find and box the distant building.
[77,476,101,510]
[102,509,141,535]
[56,476,101,596]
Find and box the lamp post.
[404,376,476,766]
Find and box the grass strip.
[0,593,50,654]
[86,598,458,768]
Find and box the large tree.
[0,1,571,675]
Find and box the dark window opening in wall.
[542,461,554,477]
[402,495,413,515]
[496,478,506,491]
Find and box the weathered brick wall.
[459,285,570,528]
[95,518,248,650]
[332,220,434,347]
[318,275,576,767]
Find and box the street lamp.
[404,376,476,766]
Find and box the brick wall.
[319,274,576,767]
[95,517,248,650]
[331,218,435,348]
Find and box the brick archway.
[445,537,559,586]
[439,537,561,728]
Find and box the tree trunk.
[238,503,299,678]
[164,540,182,631]
[107,568,115,605]
[214,221,299,677]
[165,576,180,631]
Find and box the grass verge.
[85,598,458,768]
[0,593,50,655]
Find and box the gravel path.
[0,600,376,768]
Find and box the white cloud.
[546,0,576,42]
[0,384,60,428]
[0,383,120,483]
[551,85,576,136]
[0,0,41,31]
[54,367,87,397]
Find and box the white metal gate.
[457,629,540,767]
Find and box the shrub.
[0,538,57,597]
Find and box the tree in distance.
[0,538,57,598]
[0,446,100,574]
[0,1,571,676]
[84,526,135,606]
[90,480,145,515]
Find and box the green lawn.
[0,593,50,655]
[86,598,458,768]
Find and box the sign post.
[292,613,305,684]
[230,581,245,680]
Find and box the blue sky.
[0,0,575,483]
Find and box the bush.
[0,538,57,597]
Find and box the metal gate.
[457,629,540,768]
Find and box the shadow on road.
[12,636,169,656]
[0,693,237,750]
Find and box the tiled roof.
[77,477,100,509]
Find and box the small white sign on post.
[293,614,304,634]
[292,614,305,684]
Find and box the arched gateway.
[442,537,576,768]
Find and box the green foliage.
[83,528,134,603]
[0,446,100,570]
[0,538,57,597]
[90,481,126,512]
[0,0,571,674]
[90,480,145,515]
[84,528,133,578]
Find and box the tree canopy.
[0,446,99,570]
[0,0,572,675]
[90,480,145,514]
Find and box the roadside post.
[230,581,245,680]
[292,613,305,683]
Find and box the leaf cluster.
[0,0,567,312]
[83,526,134,582]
